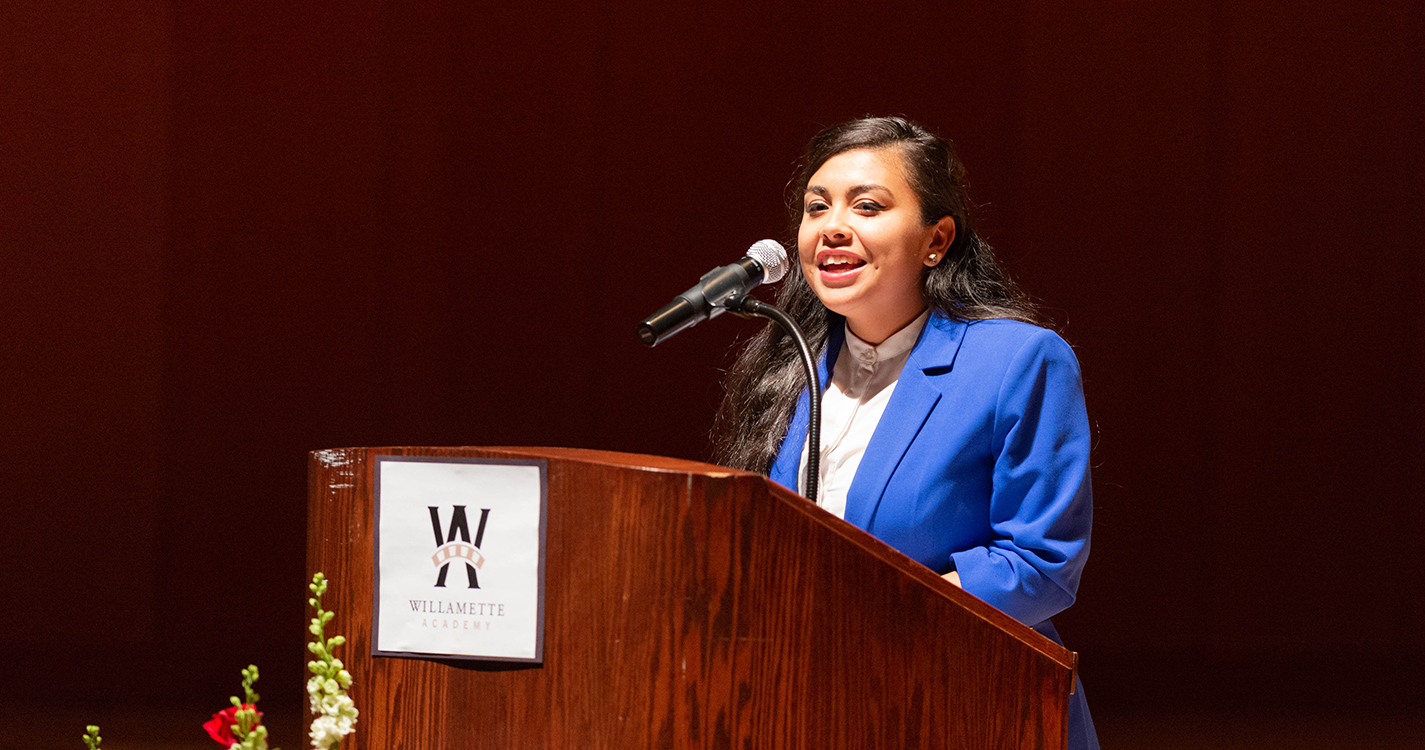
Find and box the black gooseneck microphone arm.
[725,294,822,504]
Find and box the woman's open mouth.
[818,254,866,282]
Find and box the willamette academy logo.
[374,457,542,661]
[428,505,490,588]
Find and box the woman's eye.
[805,202,828,213]
[855,201,885,213]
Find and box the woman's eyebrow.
[805,183,891,198]
[847,183,890,195]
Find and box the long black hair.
[710,116,1042,473]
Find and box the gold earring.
[928,254,938,262]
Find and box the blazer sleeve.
[948,329,1093,626]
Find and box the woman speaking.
[713,117,1098,750]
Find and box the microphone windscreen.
[747,239,788,283]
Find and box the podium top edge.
[309,446,758,478]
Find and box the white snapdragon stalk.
[307,573,357,749]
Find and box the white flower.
[309,709,359,749]
[307,684,357,749]
[306,573,357,749]
[306,676,325,714]
[309,715,340,749]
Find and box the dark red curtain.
[3,0,1420,724]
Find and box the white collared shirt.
[799,309,930,518]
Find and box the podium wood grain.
[307,446,1075,749]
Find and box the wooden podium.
[307,446,1076,749]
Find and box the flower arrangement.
[82,572,356,750]
[306,572,358,749]
[203,665,270,749]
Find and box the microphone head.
[747,239,788,283]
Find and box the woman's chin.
[814,293,861,319]
[810,277,866,309]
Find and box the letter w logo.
[428,506,490,588]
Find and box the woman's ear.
[925,215,957,266]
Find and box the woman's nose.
[821,216,850,243]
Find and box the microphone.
[637,240,788,346]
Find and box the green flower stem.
[307,573,348,683]
[308,572,357,749]
[82,725,101,749]
[228,664,275,750]
[241,664,261,705]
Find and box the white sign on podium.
[372,455,546,662]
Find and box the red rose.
[203,704,262,746]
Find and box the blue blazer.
[769,312,1100,750]
[768,313,1093,629]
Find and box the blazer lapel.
[769,326,842,493]
[843,315,967,529]
[769,391,809,490]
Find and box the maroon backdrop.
[3,0,1421,729]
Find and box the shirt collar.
[844,308,931,366]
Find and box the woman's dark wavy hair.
[710,116,1042,473]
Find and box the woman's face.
[798,147,953,345]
